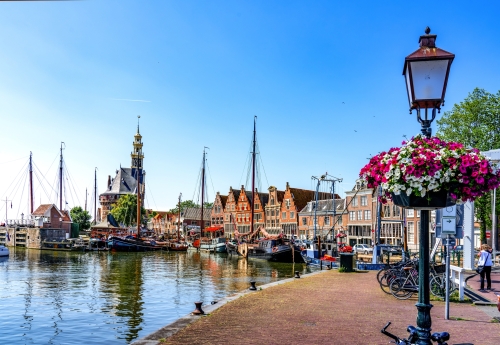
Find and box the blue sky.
[1,1,499,218]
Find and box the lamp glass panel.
[409,59,449,101]
[405,66,413,104]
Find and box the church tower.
[131,116,144,183]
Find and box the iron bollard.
[295,271,301,278]
[249,281,257,290]
[192,301,204,315]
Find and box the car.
[352,244,373,254]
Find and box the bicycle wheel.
[380,269,402,294]
[390,277,414,300]
[377,267,388,285]
[430,275,445,298]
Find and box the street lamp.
[403,27,454,345]
[403,26,455,138]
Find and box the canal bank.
[134,270,500,345]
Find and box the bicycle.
[381,322,450,345]
[389,264,419,300]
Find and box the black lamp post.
[403,27,454,345]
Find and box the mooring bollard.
[192,301,204,315]
[295,271,300,278]
[249,281,257,290]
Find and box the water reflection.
[0,248,315,345]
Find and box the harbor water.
[0,248,314,344]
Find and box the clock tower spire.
[131,115,144,182]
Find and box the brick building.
[223,186,241,238]
[210,192,228,230]
[298,198,345,240]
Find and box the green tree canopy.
[70,206,91,230]
[437,88,500,151]
[110,194,146,226]
[436,87,500,243]
[168,200,199,214]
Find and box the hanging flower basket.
[359,135,500,207]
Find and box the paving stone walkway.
[138,270,500,345]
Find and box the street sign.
[442,216,456,234]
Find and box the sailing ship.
[231,117,303,263]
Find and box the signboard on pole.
[435,204,464,239]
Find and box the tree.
[110,194,146,226]
[437,87,500,243]
[203,202,213,209]
[70,206,91,231]
[168,200,199,214]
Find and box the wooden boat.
[41,238,86,251]
[199,237,227,253]
[107,235,162,251]
[163,194,188,252]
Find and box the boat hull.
[107,237,162,252]
[301,252,338,268]
[199,242,227,253]
[0,246,9,257]
[247,246,304,263]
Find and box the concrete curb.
[131,269,329,345]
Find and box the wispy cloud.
[109,98,151,103]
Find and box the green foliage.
[148,210,158,220]
[110,194,146,226]
[204,202,213,208]
[168,200,200,214]
[70,206,91,230]
[338,266,347,273]
[436,87,500,244]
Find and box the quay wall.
[0,227,67,248]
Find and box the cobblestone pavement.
[154,270,500,345]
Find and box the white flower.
[406,188,412,196]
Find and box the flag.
[10,202,12,208]
[5,224,10,242]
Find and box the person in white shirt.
[477,244,493,291]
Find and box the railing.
[450,265,466,301]
[3,219,37,227]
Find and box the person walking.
[477,244,493,292]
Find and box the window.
[324,216,330,225]
[407,222,414,243]
[407,209,414,217]
[232,205,235,211]
[271,220,275,227]
[349,211,355,221]
[357,210,362,220]
[255,204,260,210]
[337,216,342,224]
[364,210,371,220]
[417,210,420,217]
[302,217,307,225]
[383,205,391,217]
[270,197,275,206]
[191,221,197,225]
[285,199,291,209]
[393,205,400,217]
[361,196,367,206]
[290,212,295,219]
[352,197,358,206]
[282,212,286,219]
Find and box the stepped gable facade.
[265,186,285,234]
[99,124,145,222]
[222,186,241,237]
[210,192,228,228]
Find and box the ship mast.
[94,167,97,224]
[200,147,207,238]
[177,193,182,242]
[29,152,34,214]
[59,142,65,210]
[250,116,257,236]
